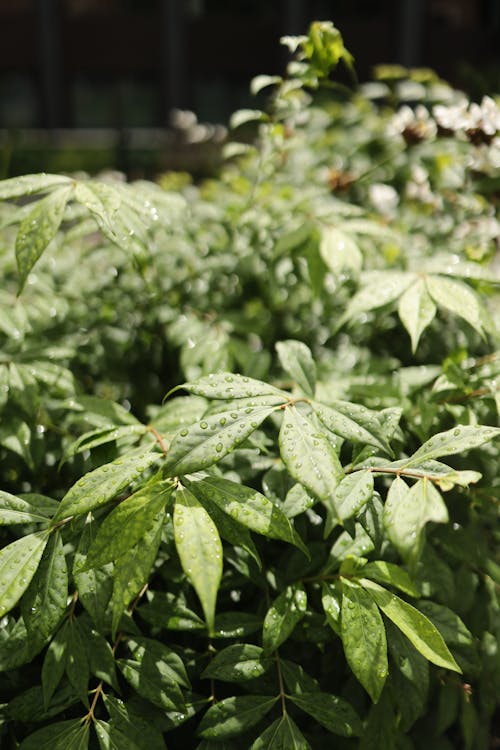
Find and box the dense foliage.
[0,22,499,750]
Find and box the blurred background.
[0,0,499,177]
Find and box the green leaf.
[340,579,388,702]
[0,490,57,525]
[0,173,71,200]
[425,274,488,336]
[51,450,160,522]
[202,644,272,682]
[384,478,448,564]
[117,656,185,712]
[19,719,89,750]
[137,591,205,632]
[280,660,320,694]
[361,560,419,597]
[340,271,415,323]
[85,481,172,568]
[65,619,90,706]
[197,695,278,739]
[42,622,68,710]
[63,395,141,427]
[386,621,429,731]
[73,519,113,633]
[322,581,342,636]
[110,512,163,638]
[276,340,316,396]
[21,531,68,646]
[7,683,80,723]
[165,404,278,476]
[74,181,122,242]
[402,425,500,468]
[250,715,311,749]
[279,405,343,504]
[358,691,397,750]
[95,719,141,750]
[127,636,190,688]
[184,476,307,554]
[334,470,373,523]
[360,579,461,671]
[174,486,222,634]
[62,424,146,464]
[319,226,362,275]
[170,372,286,401]
[16,185,73,292]
[103,695,167,750]
[230,109,266,129]
[87,627,120,692]
[290,692,363,737]
[313,400,391,453]
[0,530,49,617]
[262,583,307,653]
[398,279,437,352]
[194,491,261,569]
[212,612,262,638]
[250,74,282,95]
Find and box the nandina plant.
[0,21,499,750]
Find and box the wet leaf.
[276,339,316,396]
[197,695,278,739]
[202,644,272,682]
[262,583,307,653]
[174,486,222,634]
[0,531,49,617]
[290,691,363,737]
[398,279,436,352]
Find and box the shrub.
[0,21,499,750]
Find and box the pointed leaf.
[398,279,436,352]
[335,470,373,522]
[361,560,419,597]
[52,450,160,522]
[0,490,57,525]
[197,695,278,739]
[184,475,307,554]
[117,657,185,712]
[320,226,362,275]
[276,340,316,396]
[127,636,190,688]
[19,719,89,750]
[193,490,261,568]
[0,531,49,617]
[42,622,68,710]
[279,405,343,504]
[322,581,342,636]
[250,715,311,749]
[313,400,391,452]
[103,695,167,750]
[426,274,487,336]
[361,579,461,671]
[165,405,277,476]
[73,519,113,632]
[170,372,287,400]
[0,173,71,200]
[402,425,500,468]
[262,583,307,653]
[340,271,415,323]
[95,719,141,750]
[202,644,272,682]
[340,580,388,702]
[65,619,90,706]
[174,487,222,634]
[290,692,363,737]
[85,481,172,568]
[110,512,163,638]
[21,531,68,646]
[16,185,73,291]
[384,477,448,564]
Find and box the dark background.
[0,0,499,176]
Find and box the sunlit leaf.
[174,486,222,634]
